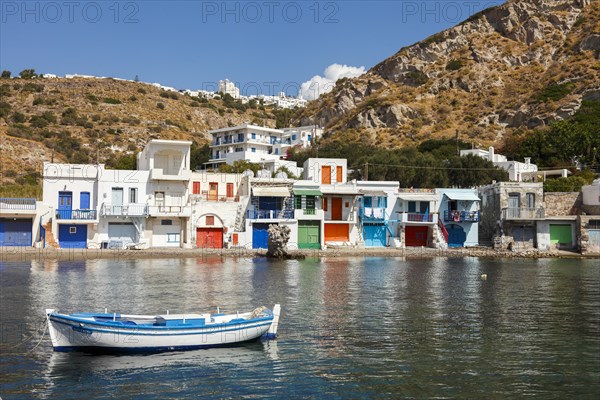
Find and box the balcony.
[56,209,97,220]
[443,210,480,223]
[192,192,238,202]
[360,207,387,222]
[247,209,294,220]
[399,212,437,224]
[502,207,545,220]
[0,198,36,214]
[150,168,191,181]
[101,203,148,217]
[147,205,192,217]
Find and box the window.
[226,183,234,198]
[192,181,201,195]
[526,193,535,209]
[307,134,312,142]
[251,133,256,139]
[364,197,372,207]
[295,195,302,209]
[306,195,316,210]
[206,216,215,225]
[129,188,137,203]
[251,148,256,153]
[378,197,387,208]
[323,197,328,212]
[336,166,343,183]
[167,233,180,243]
[237,133,244,142]
[275,149,279,155]
[161,219,173,226]
[419,202,429,214]
[292,134,297,141]
[235,147,243,152]
[69,227,77,234]
[408,201,416,213]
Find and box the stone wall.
[579,216,600,255]
[544,192,581,217]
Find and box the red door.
[331,197,343,220]
[405,226,428,247]
[196,228,223,248]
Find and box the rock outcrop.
[295,0,599,147]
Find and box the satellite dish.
[242,169,255,178]
[275,172,288,179]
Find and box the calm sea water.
[0,256,598,399]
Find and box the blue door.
[58,191,73,219]
[446,224,466,247]
[59,224,87,248]
[252,223,272,249]
[80,192,90,209]
[364,223,386,247]
[0,218,33,246]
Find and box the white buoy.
[481,274,488,281]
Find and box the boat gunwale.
[48,311,274,331]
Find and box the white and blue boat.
[45,305,280,353]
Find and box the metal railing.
[56,209,97,220]
[406,212,434,222]
[0,198,36,210]
[102,204,148,216]
[148,205,189,214]
[502,207,545,220]
[443,210,480,222]
[247,209,294,220]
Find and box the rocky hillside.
[295,0,599,148]
[0,76,286,185]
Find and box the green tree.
[190,143,210,170]
[19,69,37,79]
[1,70,11,79]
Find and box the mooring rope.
[1,316,48,353]
[26,321,48,354]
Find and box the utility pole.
[456,130,460,156]
[365,162,369,181]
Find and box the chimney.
[524,157,531,165]
[488,146,495,162]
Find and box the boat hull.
[47,314,274,353]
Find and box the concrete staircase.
[43,222,60,248]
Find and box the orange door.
[226,183,234,198]
[324,224,350,242]
[331,197,343,220]
[322,166,331,184]
[196,228,223,248]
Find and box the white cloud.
[300,63,366,101]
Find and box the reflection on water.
[0,257,599,398]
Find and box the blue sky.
[1,1,504,96]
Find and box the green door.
[298,221,320,249]
[550,224,572,248]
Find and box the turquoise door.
[364,223,386,247]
